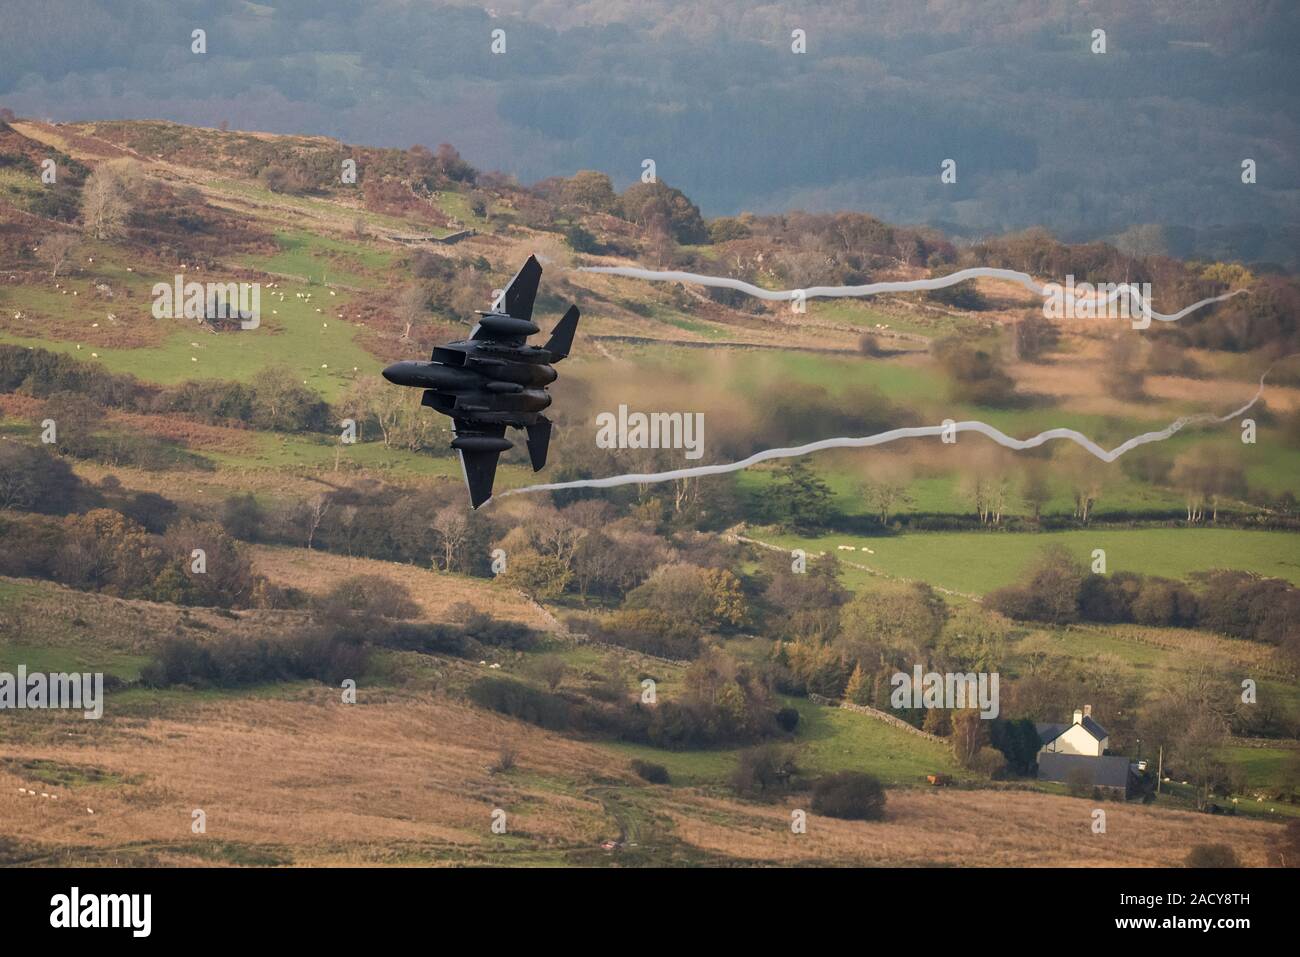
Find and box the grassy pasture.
[766,527,1300,595]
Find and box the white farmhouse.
[1035,704,1134,799]
[1037,704,1108,757]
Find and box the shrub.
[631,759,670,784]
[775,707,801,733]
[811,771,887,821]
[971,745,1008,779]
[315,575,420,623]
[1185,844,1240,868]
[467,677,570,731]
[491,747,518,774]
[730,744,798,797]
[141,627,366,689]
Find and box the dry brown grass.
[0,694,617,866]
[665,788,1278,867]
[2,691,1279,867]
[248,544,558,630]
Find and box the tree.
[80,161,137,240]
[861,470,913,525]
[397,285,430,341]
[627,563,735,630]
[35,233,80,279]
[560,170,618,213]
[950,709,988,768]
[1014,312,1059,361]
[762,458,834,531]
[304,494,331,550]
[533,655,568,691]
[843,662,867,703]
[1174,712,1232,810]
[499,549,571,600]
[1101,335,1145,401]
[0,442,83,514]
[840,582,947,662]
[248,365,329,433]
[1021,468,1052,522]
[1171,450,1247,523]
[730,744,798,797]
[432,506,471,571]
[619,180,708,244]
[221,493,264,542]
[1026,545,1085,624]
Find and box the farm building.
[1035,705,1135,798]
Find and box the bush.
[1185,843,1241,868]
[811,771,887,821]
[141,627,366,689]
[631,759,670,784]
[730,744,798,797]
[971,745,1008,779]
[467,676,570,731]
[775,707,801,733]
[491,747,518,774]
[315,575,421,623]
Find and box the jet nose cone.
[382,361,409,385]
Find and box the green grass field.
[237,229,395,289]
[596,696,960,789]
[766,527,1300,595]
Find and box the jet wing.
[453,421,507,509]
[501,255,542,321]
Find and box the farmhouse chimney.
[1073,709,1083,725]
[1083,704,1092,718]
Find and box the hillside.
[2,2,1297,266]
[1,116,1298,869]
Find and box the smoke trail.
[498,362,1289,500]
[579,265,1244,322]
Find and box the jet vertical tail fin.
[525,417,551,472]
[544,305,580,360]
[503,255,542,320]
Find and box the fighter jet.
[381,255,579,508]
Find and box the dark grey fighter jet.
[381,255,579,508]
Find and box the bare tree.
[432,506,470,571]
[397,284,430,340]
[80,161,137,240]
[35,233,80,279]
[305,494,331,550]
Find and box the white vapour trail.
[579,265,1244,322]
[499,364,1286,500]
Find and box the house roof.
[1035,715,1108,746]
[1080,715,1109,740]
[1037,752,1132,790]
[1035,722,1067,745]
